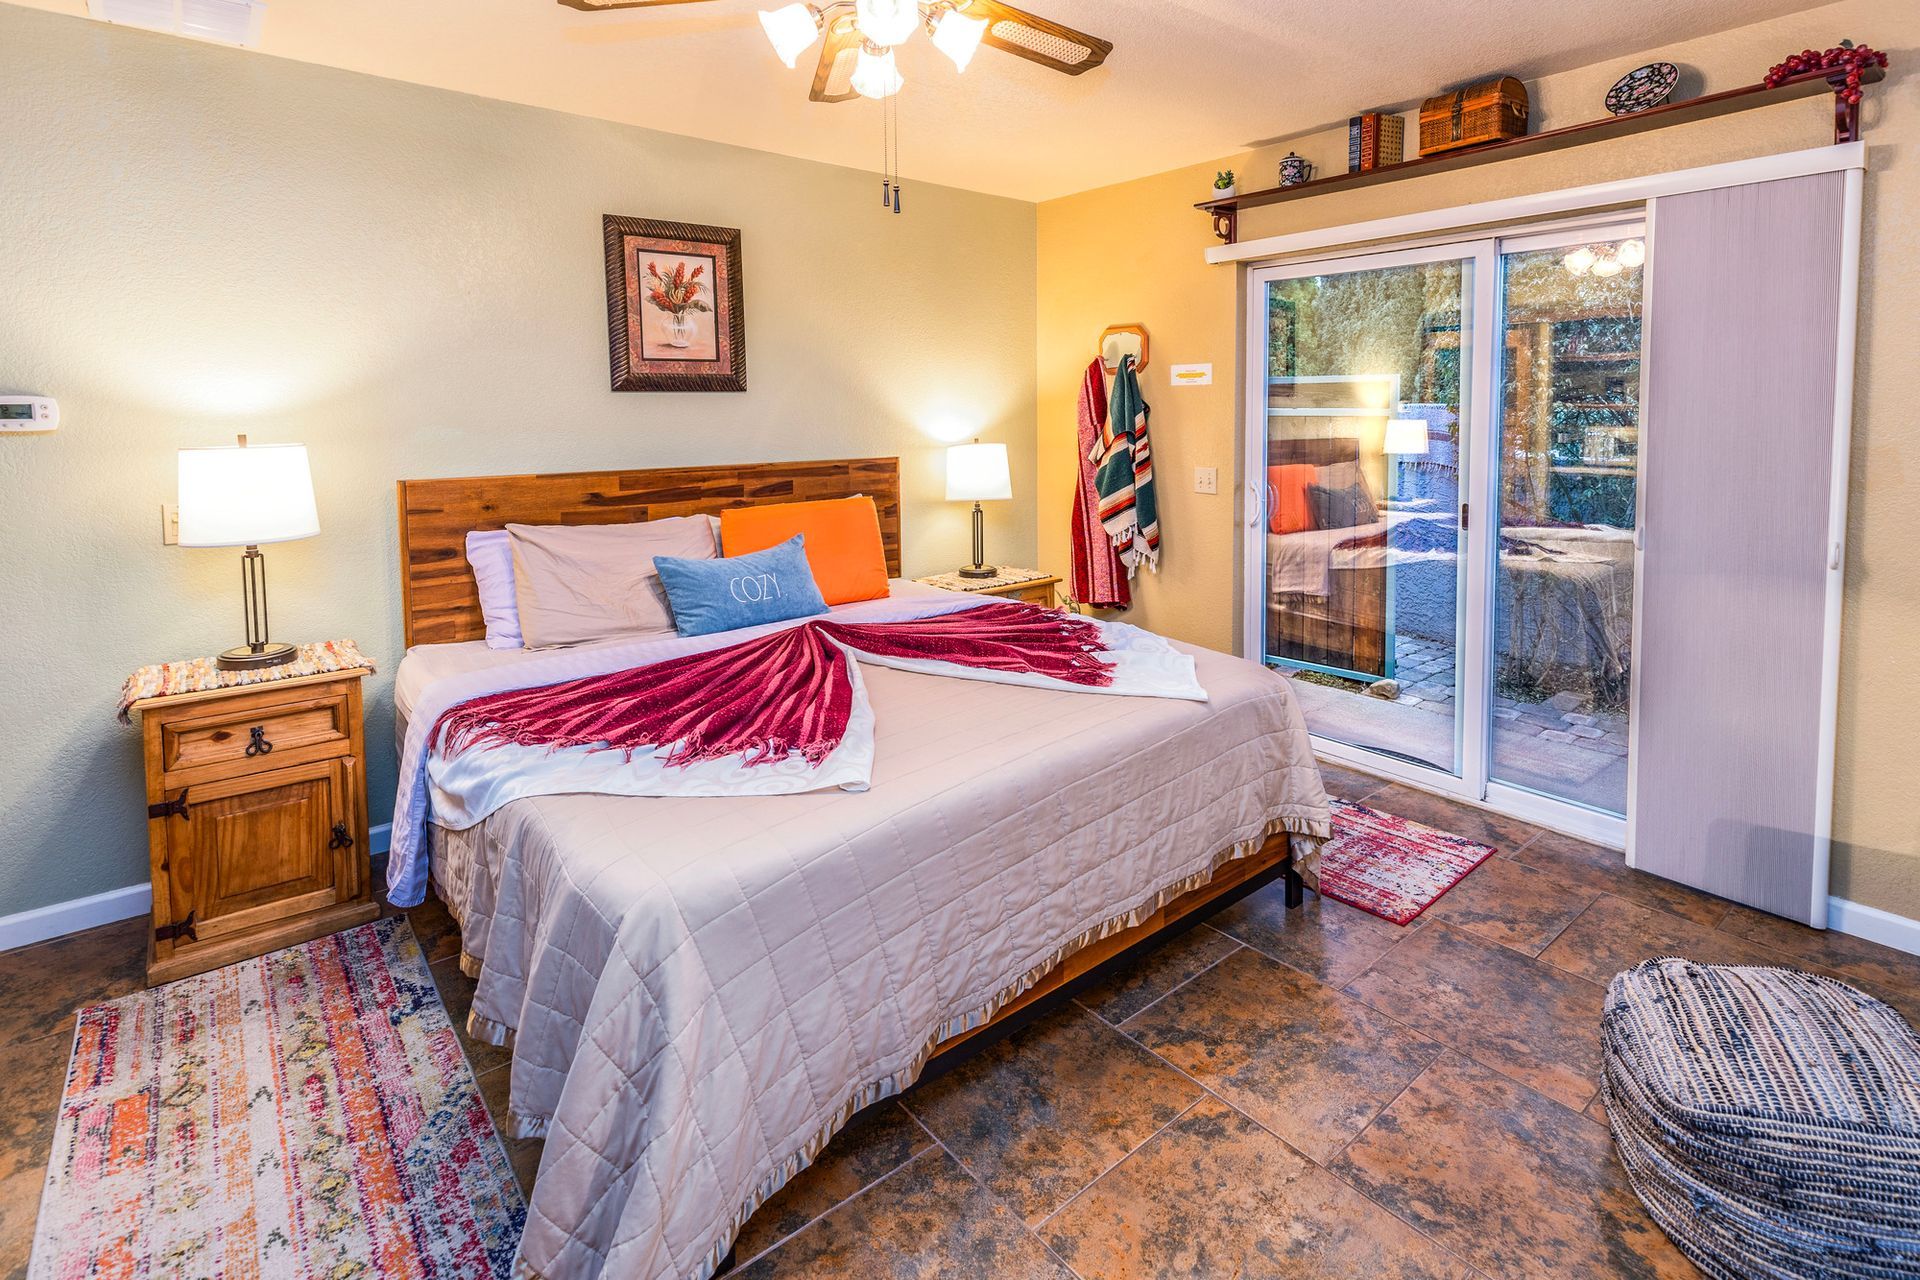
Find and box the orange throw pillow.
[1267,464,1317,535]
[720,496,890,606]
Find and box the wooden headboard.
[1267,436,1362,466]
[396,457,902,646]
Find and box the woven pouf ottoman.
[1602,958,1920,1280]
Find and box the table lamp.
[945,440,1011,579]
[177,434,320,670]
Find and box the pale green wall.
[0,3,1039,918]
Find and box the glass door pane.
[1490,233,1645,814]
[1258,254,1472,775]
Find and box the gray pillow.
[1307,482,1375,531]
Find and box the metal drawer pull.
[245,725,274,757]
[328,822,355,851]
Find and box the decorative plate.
[1606,62,1679,115]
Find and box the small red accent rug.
[1317,799,1497,924]
[30,917,525,1279]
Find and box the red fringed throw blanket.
[434,602,1114,771]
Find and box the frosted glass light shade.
[946,442,1012,501]
[850,45,903,98]
[930,6,988,70]
[1384,418,1430,455]
[758,4,821,68]
[854,0,916,46]
[178,442,319,547]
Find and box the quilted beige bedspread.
[435,641,1329,1279]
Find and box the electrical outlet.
[1194,466,1218,495]
[161,503,179,545]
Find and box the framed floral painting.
[602,215,745,392]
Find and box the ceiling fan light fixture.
[850,42,904,98]
[928,4,988,71]
[854,0,917,47]
[759,3,823,68]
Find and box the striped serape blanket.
[1093,353,1160,577]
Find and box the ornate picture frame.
[602,215,746,392]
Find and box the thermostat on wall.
[0,397,58,433]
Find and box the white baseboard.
[0,883,152,952]
[1827,896,1920,958]
[0,822,396,952]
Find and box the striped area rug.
[30,917,525,1279]
[1317,799,1497,924]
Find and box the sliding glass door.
[1245,217,1645,839]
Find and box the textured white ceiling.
[10,0,1824,200]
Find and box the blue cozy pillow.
[653,534,830,638]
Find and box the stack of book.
[1347,112,1407,172]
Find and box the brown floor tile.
[1316,760,1393,802]
[476,1062,512,1131]
[506,1136,544,1198]
[1359,784,1543,854]
[1077,926,1240,1025]
[1514,830,1731,929]
[1539,895,1780,988]
[1042,1095,1478,1280]
[407,894,464,965]
[431,957,512,1075]
[1345,922,1607,1111]
[1331,1053,1699,1280]
[1427,857,1594,957]
[904,1006,1200,1225]
[734,1147,1072,1279]
[1719,904,1920,1004]
[734,1102,934,1263]
[0,917,146,1048]
[1123,947,1443,1163]
[1212,879,1422,988]
[0,1033,70,1276]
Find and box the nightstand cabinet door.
[153,758,358,954]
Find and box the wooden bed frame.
[1266,436,1389,678]
[392,455,1307,1221]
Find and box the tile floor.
[7,765,1920,1279]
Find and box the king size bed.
[388,456,1332,1279]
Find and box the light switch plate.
[161,503,179,545]
[1194,466,1218,495]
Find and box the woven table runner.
[920,567,1050,593]
[117,638,375,723]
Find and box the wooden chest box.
[133,667,378,984]
[1420,76,1530,155]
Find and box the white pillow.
[465,530,523,650]
[465,516,721,650]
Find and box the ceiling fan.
[555,0,1113,102]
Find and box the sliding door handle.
[1245,482,1263,528]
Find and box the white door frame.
[1244,216,1647,849]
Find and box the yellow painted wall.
[0,4,1036,918]
[1037,0,1919,916]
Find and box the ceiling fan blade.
[555,0,719,10]
[808,6,865,103]
[956,0,1111,75]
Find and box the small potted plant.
[1212,170,1237,201]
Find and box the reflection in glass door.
[1250,249,1473,776]
[1489,231,1645,816]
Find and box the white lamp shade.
[854,0,917,46]
[930,5,988,70]
[946,442,1012,501]
[758,3,821,68]
[850,45,904,99]
[1383,418,1430,456]
[178,442,320,547]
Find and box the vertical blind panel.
[1633,172,1846,924]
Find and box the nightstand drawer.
[1004,582,1057,606]
[160,690,353,777]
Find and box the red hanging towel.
[1070,357,1132,610]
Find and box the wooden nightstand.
[917,569,1062,607]
[130,666,378,985]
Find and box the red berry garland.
[1765,40,1889,106]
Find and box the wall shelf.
[1198,65,1883,243]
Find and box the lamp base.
[957,565,999,580]
[217,642,297,672]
